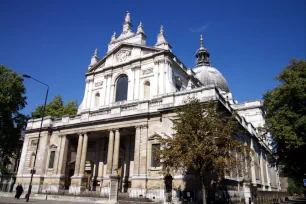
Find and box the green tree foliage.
[31,95,78,118]
[263,59,306,180]
[158,98,252,204]
[287,179,305,196]
[0,65,27,163]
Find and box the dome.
[193,35,229,92]
[193,65,230,92]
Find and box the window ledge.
[150,167,162,171]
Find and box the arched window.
[115,75,128,102]
[144,81,150,99]
[95,92,100,108]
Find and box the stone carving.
[90,109,110,117]
[95,81,103,87]
[121,105,137,112]
[131,65,141,70]
[31,139,38,146]
[116,49,131,63]
[142,68,153,75]
[149,99,162,107]
[154,59,164,65]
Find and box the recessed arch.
[144,80,150,99]
[115,74,128,102]
[95,92,100,108]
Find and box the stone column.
[57,135,69,175]
[112,129,120,174]
[133,126,141,176]
[259,149,265,189]
[264,153,272,190]
[106,129,115,175]
[79,133,88,176]
[250,138,256,184]
[74,133,83,176]
[94,139,100,178]
[98,137,105,181]
[123,136,130,185]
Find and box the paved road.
[0,196,305,204]
[282,197,306,204]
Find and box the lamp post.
[23,74,49,202]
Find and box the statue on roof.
[125,11,131,23]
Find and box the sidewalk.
[0,196,89,204]
[0,192,110,204]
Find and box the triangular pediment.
[87,43,165,73]
[49,144,57,149]
[148,132,163,140]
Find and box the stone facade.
[16,12,281,203]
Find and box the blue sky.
[0,0,305,116]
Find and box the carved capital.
[108,128,116,132]
[58,134,66,138]
[131,65,141,70]
[141,124,148,129]
[165,58,172,65]
[135,124,148,129]
[86,78,94,83]
[77,132,86,136]
[154,58,164,65]
[104,73,113,79]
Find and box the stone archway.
[65,161,75,190]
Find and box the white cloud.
[189,24,210,33]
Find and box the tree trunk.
[202,182,207,204]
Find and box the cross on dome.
[200,35,204,48]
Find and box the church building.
[16,12,281,203]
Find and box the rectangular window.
[48,151,55,168]
[151,144,160,167]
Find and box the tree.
[31,95,78,118]
[263,59,306,180]
[157,98,252,204]
[0,65,27,164]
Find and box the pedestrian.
[15,184,23,199]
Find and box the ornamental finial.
[111,31,117,42]
[137,21,145,34]
[94,48,98,56]
[125,11,131,23]
[200,35,204,48]
[160,25,164,35]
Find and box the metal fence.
[37,185,108,198]
[254,191,289,204]
[0,174,15,192]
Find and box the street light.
[23,74,49,202]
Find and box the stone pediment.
[49,144,57,149]
[87,43,164,73]
[148,132,162,140]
